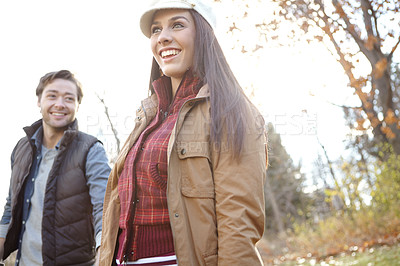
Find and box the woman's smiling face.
[150,9,196,85]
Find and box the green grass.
[276,244,400,266]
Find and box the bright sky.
[0,0,353,208]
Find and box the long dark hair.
[148,9,253,158]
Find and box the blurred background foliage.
[213,0,400,263]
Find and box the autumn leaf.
[366,112,375,120]
[364,102,373,110]
[370,117,381,128]
[351,78,367,90]
[381,126,396,139]
[365,35,378,50]
[356,118,366,130]
[356,91,368,103]
[364,102,373,109]
[374,58,387,79]
[384,109,398,125]
[229,22,240,32]
[315,35,323,41]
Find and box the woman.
[100,0,267,265]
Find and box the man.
[0,70,110,266]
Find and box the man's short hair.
[36,70,83,104]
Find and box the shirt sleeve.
[212,122,267,265]
[0,186,11,238]
[85,142,111,246]
[0,146,18,237]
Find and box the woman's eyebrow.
[152,15,190,26]
[168,15,190,23]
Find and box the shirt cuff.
[95,231,102,250]
[0,223,9,238]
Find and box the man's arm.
[0,207,10,260]
[0,237,5,261]
[85,142,111,250]
[0,146,18,260]
[0,186,12,229]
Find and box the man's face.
[37,78,79,134]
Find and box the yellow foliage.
[281,209,400,260]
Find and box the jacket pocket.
[204,251,218,266]
[176,141,214,198]
[150,163,167,190]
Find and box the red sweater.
[117,73,201,262]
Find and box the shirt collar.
[31,126,61,151]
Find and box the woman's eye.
[151,27,161,34]
[173,23,184,29]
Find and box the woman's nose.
[158,29,172,44]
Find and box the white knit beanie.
[139,0,216,38]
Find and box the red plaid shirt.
[117,72,201,261]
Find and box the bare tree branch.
[388,36,400,61]
[96,93,121,154]
[316,135,339,190]
[361,0,375,39]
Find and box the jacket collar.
[142,71,206,122]
[140,84,210,126]
[195,84,210,99]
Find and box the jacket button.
[175,213,179,218]
[137,116,141,121]
[180,149,186,155]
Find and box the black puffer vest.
[3,119,99,266]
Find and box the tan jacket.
[100,85,267,266]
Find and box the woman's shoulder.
[244,99,264,123]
